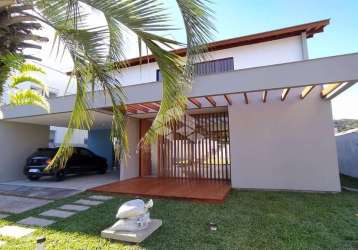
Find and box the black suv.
[24,147,108,181]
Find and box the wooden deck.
[89,177,231,203]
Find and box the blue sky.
[168,0,358,119]
[41,1,358,119]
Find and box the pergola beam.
[224,94,232,105]
[262,90,268,103]
[189,98,202,108]
[300,85,315,99]
[281,88,290,101]
[243,92,249,104]
[126,107,138,114]
[205,96,217,107]
[320,82,341,98]
[138,103,159,112]
[128,104,149,113]
[321,81,355,100]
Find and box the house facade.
[1,19,357,192]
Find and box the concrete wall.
[115,36,303,86]
[87,129,113,169]
[120,117,140,180]
[336,131,358,178]
[228,89,341,192]
[0,121,49,182]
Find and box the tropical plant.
[1,0,215,169]
[0,0,47,95]
[0,53,49,111]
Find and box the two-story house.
[1,19,357,198]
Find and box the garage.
[0,109,121,190]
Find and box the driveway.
[2,169,121,191]
[0,170,120,214]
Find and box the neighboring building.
[336,128,358,178]
[1,19,357,192]
[49,127,88,147]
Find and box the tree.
[0,0,48,97]
[6,57,49,112]
[1,0,215,169]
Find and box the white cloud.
[331,84,358,119]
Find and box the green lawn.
[1,190,358,249]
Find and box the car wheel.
[28,175,40,181]
[55,171,65,181]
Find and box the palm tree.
[7,58,49,112]
[0,0,48,96]
[1,0,215,169]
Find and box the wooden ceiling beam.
[189,98,202,108]
[262,90,268,103]
[243,92,249,104]
[300,85,315,99]
[224,94,232,105]
[281,88,290,101]
[320,82,341,98]
[138,103,159,112]
[128,104,149,113]
[205,96,217,107]
[126,107,138,114]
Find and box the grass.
[340,174,358,189]
[1,190,358,249]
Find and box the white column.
[120,117,140,180]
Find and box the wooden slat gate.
[158,112,231,181]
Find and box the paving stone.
[0,195,51,214]
[74,199,103,206]
[0,240,6,246]
[58,204,90,212]
[0,213,10,219]
[17,217,55,227]
[39,209,75,219]
[88,195,114,201]
[0,225,35,238]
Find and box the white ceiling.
[7,110,113,129]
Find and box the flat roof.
[122,19,330,67]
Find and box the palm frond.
[81,0,187,150]
[29,0,215,170]
[47,61,93,170]
[10,74,49,95]
[20,63,46,74]
[10,89,50,112]
[0,53,25,95]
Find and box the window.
[156,57,234,81]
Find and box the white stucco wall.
[0,121,49,182]
[228,88,341,192]
[51,126,88,146]
[115,36,304,86]
[120,117,140,180]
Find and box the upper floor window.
[156,57,234,81]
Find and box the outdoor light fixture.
[208,222,218,231]
[36,236,46,250]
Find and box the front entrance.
[158,112,231,181]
